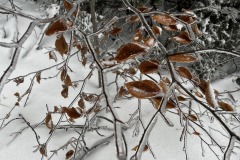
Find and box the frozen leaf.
[177,96,186,101]
[138,6,151,13]
[64,74,72,87]
[39,146,47,157]
[115,43,147,62]
[178,15,194,24]
[78,98,84,110]
[14,92,20,98]
[49,51,57,62]
[109,27,122,36]
[152,97,176,109]
[45,113,53,129]
[171,32,191,44]
[66,107,82,119]
[177,67,193,80]
[194,91,203,98]
[14,77,24,86]
[45,20,67,36]
[205,81,218,108]
[132,29,143,42]
[61,85,68,98]
[199,80,208,94]
[36,72,41,84]
[66,150,74,159]
[138,60,159,74]
[125,80,161,99]
[152,25,162,35]
[143,36,155,47]
[128,15,140,23]
[159,81,168,93]
[162,77,171,84]
[192,24,202,35]
[218,101,234,111]
[124,68,136,75]
[151,14,176,25]
[193,131,200,135]
[118,86,128,97]
[55,34,68,56]
[64,0,72,11]
[168,54,198,63]
[61,68,67,82]
[188,114,198,121]
[132,145,148,152]
[163,25,178,32]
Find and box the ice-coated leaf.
[178,15,194,24]
[159,80,168,93]
[78,98,84,110]
[171,32,192,44]
[163,25,178,32]
[109,27,122,36]
[132,29,143,42]
[152,97,176,109]
[66,150,74,159]
[188,114,198,121]
[151,14,177,25]
[55,34,68,56]
[115,43,147,62]
[64,0,72,11]
[143,36,155,47]
[194,91,203,98]
[192,131,200,135]
[45,113,53,129]
[48,51,57,62]
[128,15,140,23]
[218,101,234,111]
[138,6,151,13]
[168,54,198,63]
[177,96,187,101]
[64,74,72,87]
[39,146,47,157]
[152,25,162,35]
[36,72,41,84]
[177,66,193,80]
[132,145,149,151]
[205,81,218,108]
[45,20,67,36]
[61,68,67,82]
[61,85,68,98]
[138,60,159,74]
[125,80,161,99]
[66,107,82,119]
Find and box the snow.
[0,1,240,160]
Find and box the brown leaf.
[192,131,200,135]
[118,86,128,97]
[109,27,122,36]
[64,0,72,11]
[152,25,162,35]
[177,67,193,80]
[152,97,176,109]
[138,60,159,74]
[132,145,149,152]
[177,96,186,101]
[39,146,47,157]
[205,81,218,108]
[125,80,161,99]
[55,34,68,56]
[178,15,194,24]
[14,77,24,86]
[138,6,151,13]
[194,91,203,98]
[61,85,68,98]
[49,51,57,62]
[45,113,53,129]
[199,80,208,94]
[128,15,140,23]
[151,14,177,25]
[163,25,178,32]
[45,20,67,36]
[14,92,20,98]
[159,81,168,93]
[143,36,155,47]
[64,74,73,87]
[192,24,202,36]
[66,107,82,119]
[171,32,191,44]
[61,68,67,82]
[78,98,84,110]
[66,150,74,159]
[124,68,136,75]
[36,72,41,84]
[168,54,198,63]
[115,43,147,62]
[188,114,198,121]
[162,77,171,84]
[132,29,143,42]
[218,101,234,111]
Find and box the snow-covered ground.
[0,0,240,160]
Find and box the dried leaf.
[151,14,177,25]
[64,0,72,11]
[78,98,84,110]
[168,54,198,63]
[192,24,202,35]
[178,15,194,24]
[152,97,176,109]
[128,15,140,23]
[152,25,162,35]
[177,67,193,80]
[132,29,143,42]
[194,91,203,98]
[162,77,171,84]
[192,131,200,135]
[124,68,136,75]
[159,81,168,93]
[39,146,47,157]
[14,77,24,86]
[218,101,234,111]
[66,107,82,119]
[45,113,53,129]
[49,51,57,62]
[118,86,128,97]
[36,72,41,84]
[55,34,68,56]
[109,27,122,35]
[125,80,161,99]
[66,150,74,159]
[132,145,149,152]
[188,114,198,121]
[199,80,208,94]
[163,25,178,31]
[205,81,218,108]
[14,92,20,98]
[115,43,147,62]
[61,68,67,82]
[143,36,155,47]
[64,74,73,87]
[138,6,151,13]
[138,60,159,74]
[171,32,191,44]
[45,20,67,36]
[61,85,68,98]
[177,96,186,101]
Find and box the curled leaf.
[115,43,147,62]
[125,80,161,99]
[151,14,177,25]
[138,60,159,74]
[45,20,67,36]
